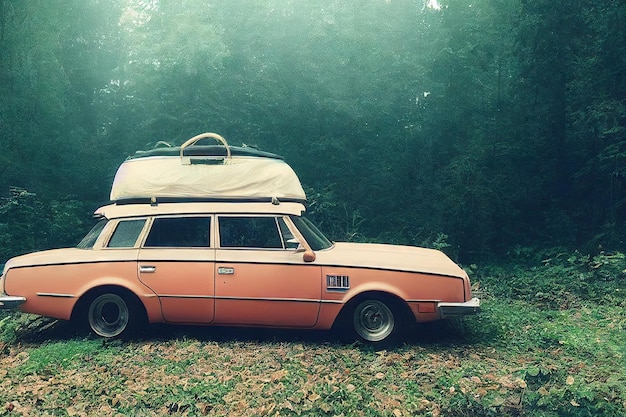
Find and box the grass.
[1,251,625,416]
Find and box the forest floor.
[1,258,625,416]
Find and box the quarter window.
[108,219,146,248]
[144,217,211,247]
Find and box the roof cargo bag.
[110,133,306,203]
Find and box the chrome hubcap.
[353,300,394,342]
[88,294,129,338]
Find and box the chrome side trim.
[154,294,341,304]
[216,295,322,303]
[157,294,215,299]
[36,293,75,298]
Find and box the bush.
[475,248,626,308]
[0,187,90,262]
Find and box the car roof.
[95,201,307,220]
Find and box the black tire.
[350,297,404,346]
[87,292,137,338]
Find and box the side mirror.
[303,250,316,263]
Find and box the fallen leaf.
[506,394,522,407]
[476,388,488,397]
[271,369,288,381]
[566,376,575,385]
[571,399,580,407]
[491,396,505,407]
[308,393,321,402]
[320,402,333,413]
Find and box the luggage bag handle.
[180,132,232,164]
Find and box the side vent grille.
[326,275,350,291]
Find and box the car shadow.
[12,315,488,349]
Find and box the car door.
[137,216,215,324]
[214,215,322,327]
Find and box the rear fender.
[73,278,161,323]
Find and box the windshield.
[290,216,333,251]
[77,219,107,249]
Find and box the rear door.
[137,216,215,323]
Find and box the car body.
[0,200,479,344]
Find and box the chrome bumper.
[0,294,26,309]
[438,297,481,318]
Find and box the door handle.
[139,265,156,273]
[218,266,234,275]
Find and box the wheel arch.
[332,290,414,330]
[71,284,149,324]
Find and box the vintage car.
[0,133,480,345]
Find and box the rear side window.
[144,217,211,248]
[107,219,146,248]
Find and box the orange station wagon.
[0,133,480,345]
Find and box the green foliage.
[0,0,625,258]
[0,188,47,260]
[0,187,91,261]
[20,339,102,376]
[305,185,366,242]
[477,248,626,308]
[0,313,22,344]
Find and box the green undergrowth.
[474,248,626,308]
[0,249,625,416]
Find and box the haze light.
[427,0,442,11]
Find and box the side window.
[107,219,146,248]
[219,217,284,249]
[144,217,211,248]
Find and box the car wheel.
[352,298,401,344]
[87,293,134,338]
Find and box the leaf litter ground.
[1,297,625,417]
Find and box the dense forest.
[1,0,625,262]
